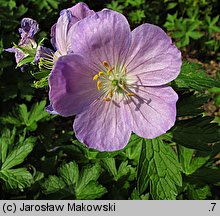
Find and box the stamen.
[93,74,99,81]
[98,71,104,76]
[124,66,127,74]
[97,80,102,90]
[102,61,110,69]
[120,80,127,90]
[107,67,114,76]
[126,93,135,97]
[104,97,111,101]
[109,88,113,98]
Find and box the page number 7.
[210,203,216,212]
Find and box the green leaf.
[102,158,135,182]
[174,61,218,91]
[42,175,66,195]
[33,77,48,88]
[1,137,36,170]
[76,181,107,200]
[31,69,50,79]
[188,31,203,39]
[187,184,211,200]
[18,104,29,125]
[188,167,220,184]
[137,138,182,199]
[74,163,107,199]
[77,163,102,193]
[0,168,33,191]
[41,161,107,199]
[16,56,34,68]
[177,93,209,117]
[124,134,142,163]
[28,100,49,126]
[101,158,118,180]
[0,128,16,164]
[178,145,210,175]
[172,116,220,151]
[106,1,124,13]
[130,188,149,200]
[1,101,49,130]
[58,161,79,187]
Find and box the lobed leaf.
[0,168,33,191]
[172,116,220,151]
[137,138,182,199]
[174,61,218,91]
[1,136,36,170]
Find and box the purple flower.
[48,10,182,151]
[18,18,39,46]
[5,18,38,69]
[35,3,95,68]
[51,2,95,59]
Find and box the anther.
[102,61,110,69]
[124,66,127,74]
[104,97,111,102]
[120,80,127,90]
[126,93,135,97]
[97,80,102,90]
[98,71,104,76]
[109,88,113,98]
[107,67,114,76]
[93,74,99,80]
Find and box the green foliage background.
[0,0,220,200]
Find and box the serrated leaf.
[1,136,36,170]
[28,100,48,125]
[1,101,49,130]
[18,104,29,125]
[187,184,211,200]
[58,161,79,187]
[130,188,149,200]
[188,31,203,39]
[42,175,66,195]
[0,168,33,191]
[172,116,220,151]
[137,138,182,199]
[177,93,209,117]
[124,134,142,163]
[178,145,210,175]
[174,61,218,91]
[101,158,118,180]
[77,163,102,192]
[0,128,16,164]
[76,181,107,200]
[41,161,106,199]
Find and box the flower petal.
[68,2,95,24]
[55,10,72,55]
[51,3,94,52]
[126,24,182,86]
[48,54,100,117]
[74,96,131,151]
[125,85,178,138]
[45,104,58,115]
[19,18,39,45]
[34,45,54,64]
[71,9,131,68]
[5,48,26,64]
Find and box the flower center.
[93,61,135,101]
